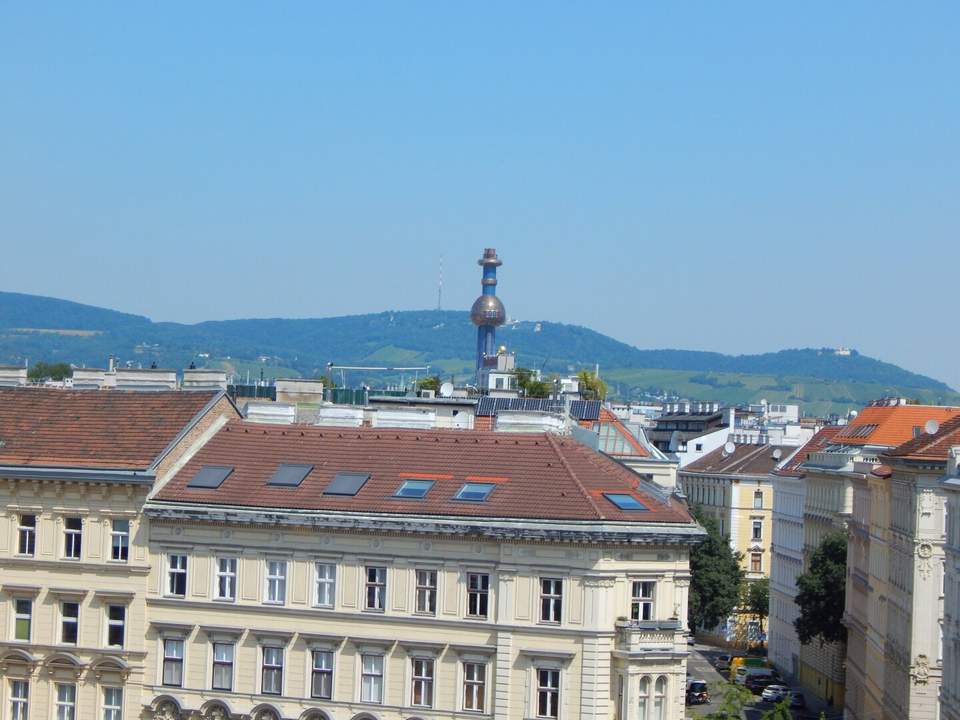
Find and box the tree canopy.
[416,375,441,392]
[744,577,770,623]
[577,369,608,400]
[688,506,745,633]
[27,361,71,381]
[794,531,848,646]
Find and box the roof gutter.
[0,465,155,485]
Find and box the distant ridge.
[0,291,954,404]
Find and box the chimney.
[107,355,116,373]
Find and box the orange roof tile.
[155,421,691,524]
[777,426,843,476]
[0,387,222,469]
[832,404,960,448]
[886,414,960,461]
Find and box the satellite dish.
[439,382,454,398]
[925,419,940,435]
[723,441,736,455]
[772,448,783,460]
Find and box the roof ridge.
[546,434,606,520]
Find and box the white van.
[734,667,776,686]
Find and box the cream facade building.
[844,412,960,720]
[679,442,789,645]
[768,428,840,682]
[0,387,239,720]
[141,420,703,720]
[942,445,960,720]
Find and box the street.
[684,642,841,720]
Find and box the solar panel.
[324,471,370,496]
[455,482,495,502]
[267,463,313,487]
[603,493,648,511]
[187,465,233,489]
[395,479,435,499]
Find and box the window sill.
[362,608,385,614]
[212,597,236,603]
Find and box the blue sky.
[1,3,958,386]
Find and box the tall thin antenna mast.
[437,255,444,310]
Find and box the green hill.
[1,290,956,415]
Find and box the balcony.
[614,619,686,655]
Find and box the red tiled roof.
[777,426,843,476]
[0,387,221,469]
[886,414,960,461]
[155,421,692,524]
[833,404,960,448]
[682,443,792,476]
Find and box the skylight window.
[187,465,233,489]
[323,471,370,496]
[395,479,434,499]
[603,493,648,511]
[455,482,495,502]
[267,463,313,487]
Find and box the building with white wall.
[942,444,960,720]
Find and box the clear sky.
[1,4,958,386]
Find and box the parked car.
[761,684,791,702]
[715,654,734,670]
[789,691,807,708]
[735,666,777,686]
[686,680,710,705]
[745,674,778,694]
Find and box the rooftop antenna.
[925,419,940,435]
[722,441,736,457]
[437,255,443,310]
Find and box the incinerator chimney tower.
[470,248,506,377]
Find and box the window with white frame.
[536,668,560,718]
[107,605,125,647]
[162,638,184,686]
[212,642,234,691]
[752,520,763,541]
[17,514,36,556]
[265,560,287,604]
[167,554,187,596]
[467,573,489,618]
[10,679,29,720]
[638,676,649,718]
[215,557,237,601]
[360,654,384,703]
[753,490,763,509]
[14,599,32,641]
[540,578,563,623]
[411,657,434,707]
[102,687,122,720]
[463,661,486,712]
[64,517,82,559]
[55,683,76,720]
[261,647,283,695]
[311,650,333,699]
[314,563,336,608]
[631,581,655,621]
[415,569,437,615]
[364,566,386,612]
[653,676,666,720]
[110,519,129,562]
[61,601,79,645]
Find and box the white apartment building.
[943,445,960,720]
[142,421,704,720]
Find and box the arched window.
[653,676,667,720]
[638,676,650,719]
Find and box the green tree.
[795,531,848,646]
[515,368,552,398]
[576,369,608,400]
[761,697,793,720]
[417,375,441,393]
[744,577,770,625]
[704,682,754,720]
[689,506,745,633]
[27,362,71,381]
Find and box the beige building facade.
[942,447,960,720]
[141,421,703,720]
[0,387,239,720]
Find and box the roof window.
[395,479,434,499]
[324,471,370,496]
[187,465,233,489]
[267,463,313,487]
[603,493,648,511]
[455,482,495,502]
